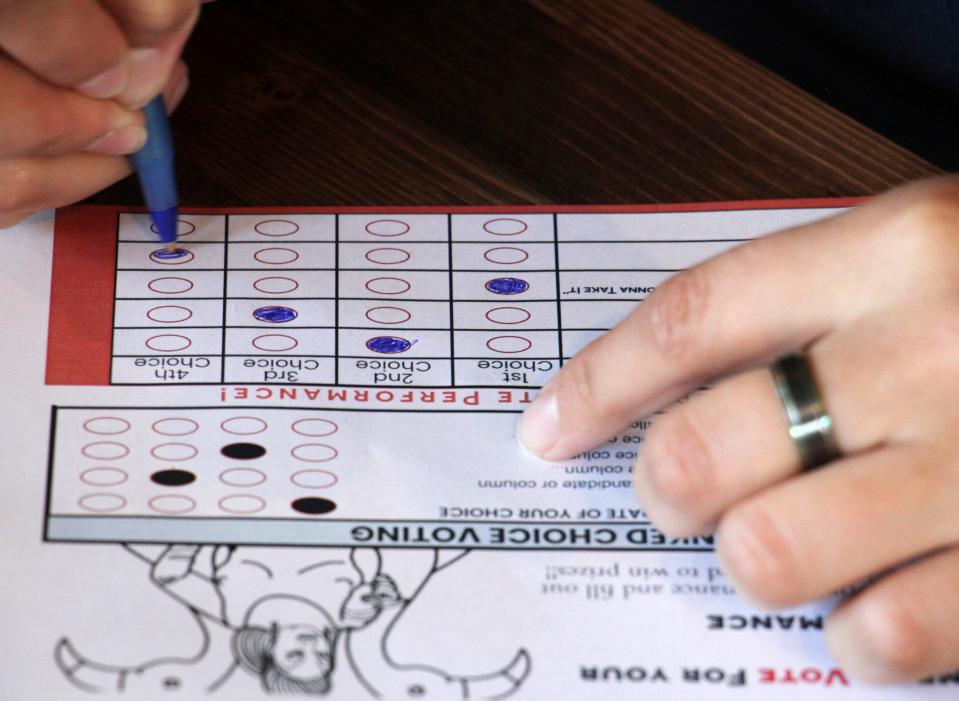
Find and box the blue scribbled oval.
[253,305,298,323]
[485,277,529,295]
[150,247,194,265]
[366,336,412,354]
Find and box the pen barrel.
[130,157,177,212]
[129,96,178,212]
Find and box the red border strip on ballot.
[46,206,119,385]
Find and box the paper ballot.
[2,201,952,698]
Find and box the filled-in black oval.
[150,468,196,487]
[291,497,337,515]
[221,443,267,460]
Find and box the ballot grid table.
[104,207,835,387]
[44,404,708,549]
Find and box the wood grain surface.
[87,0,939,208]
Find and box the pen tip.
[152,206,179,247]
[166,243,176,253]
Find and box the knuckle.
[850,598,929,680]
[32,127,75,157]
[886,185,959,274]
[34,96,123,156]
[29,108,66,154]
[640,409,716,526]
[717,504,799,607]
[916,307,959,371]
[645,266,712,361]
[30,102,95,155]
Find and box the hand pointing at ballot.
[519,176,959,684]
[0,0,199,228]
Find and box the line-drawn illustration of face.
[234,595,339,694]
[271,623,335,681]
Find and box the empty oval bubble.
[483,218,528,235]
[365,247,411,265]
[255,219,299,237]
[291,444,339,463]
[485,278,529,295]
[152,417,199,436]
[366,336,412,354]
[149,495,196,514]
[365,277,411,295]
[148,277,193,294]
[81,441,129,460]
[253,306,298,323]
[487,335,533,353]
[146,334,192,352]
[253,277,299,294]
[365,219,410,237]
[291,470,338,489]
[485,306,532,324]
[83,417,131,435]
[483,247,529,265]
[150,248,194,264]
[291,418,338,437]
[221,416,268,435]
[252,334,298,352]
[79,493,127,513]
[80,467,129,487]
[152,220,195,237]
[150,442,198,461]
[254,247,299,265]
[219,468,267,487]
[219,494,266,515]
[365,306,411,324]
[147,305,193,323]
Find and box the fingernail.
[85,125,148,155]
[122,48,165,107]
[518,384,560,457]
[825,607,899,684]
[77,63,129,99]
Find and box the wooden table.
[88,0,939,208]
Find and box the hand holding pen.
[0,0,200,229]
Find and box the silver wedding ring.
[771,353,840,471]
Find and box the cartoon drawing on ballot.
[55,546,531,697]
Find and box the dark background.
[655,0,958,170]
[88,0,939,208]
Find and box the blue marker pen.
[130,95,178,249]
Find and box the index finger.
[0,0,129,97]
[517,178,959,460]
[100,0,200,106]
[100,0,199,47]
[0,58,144,159]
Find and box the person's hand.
[518,176,959,683]
[0,0,199,228]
